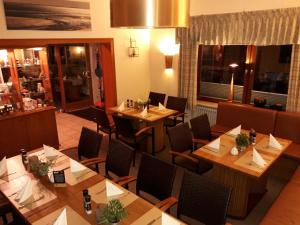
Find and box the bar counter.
[0,106,59,158]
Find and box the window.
[197,45,292,108]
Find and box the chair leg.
[132,150,136,167]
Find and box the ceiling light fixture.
[110,0,190,28]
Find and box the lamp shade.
[110,0,190,28]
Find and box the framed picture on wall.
[3,0,92,31]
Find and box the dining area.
[0,91,299,225]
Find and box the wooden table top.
[0,149,185,225]
[192,129,292,178]
[108,106,178,123]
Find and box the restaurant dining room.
[1,0,300,225]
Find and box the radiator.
[192,105,217,126]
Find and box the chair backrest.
[106,139,134,177]
[137,153,176,201]
[166,96,187,113]
[148,91,166,106]
[190,114,211,141]
[178,171,231,225]
[112,114,135,138]
[78,127,103,160]
[93,107,111,130]
[168,123,193,153]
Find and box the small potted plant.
[235,133,250,151]
[98,199,127,225]
[29,156,52,177]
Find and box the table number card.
[53,171,65,184]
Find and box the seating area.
[1,1,300,225]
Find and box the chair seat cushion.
[283,143,300,160]
[174,152,212,174]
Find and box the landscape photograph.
[3,0,91,30]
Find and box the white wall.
[149,0,300,98]
[0,0,151,104]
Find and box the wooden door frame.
[0,38,117,111]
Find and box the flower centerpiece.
[235,133,250,151]
[97,199,127,225]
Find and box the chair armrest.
[155,196,178,212]
[192,138,210,146]
[80,157,106,167]
[169,150,199,164]
[135,126,154,137]
[59,146,78,153]
[112,176,137,186]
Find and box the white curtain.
[176,7,300,108]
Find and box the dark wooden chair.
[190,114,212,148]
[168,123,213,174]
[164,96,187,129]
[121,153,178,211]
[61,127,103,172]
[93,106,115,142]
[178,171,232,225]
[148,91,166,106]
[112,114,155,166]
[0,194,24,225]
[81,139,136,186]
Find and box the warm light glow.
[146,0,154,27]
[229,63,238,68]
[31,47,43,51]
[76,47,84,54]
[0,50,8,61]
[165,68,174,76]
[159,37,180,56]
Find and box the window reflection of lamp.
[228,63,238,102]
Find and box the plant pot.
[237,145,247,152]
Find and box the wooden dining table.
[192,129,292,219]
[108,105,178,153]
[0,149,185,225]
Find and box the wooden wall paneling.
[100,42,117,109]
[54,47,66,110]
[26,107,59,149]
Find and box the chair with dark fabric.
[164,96,187,129]
[148,91,166,106]
[61,127,103,172]
[178,171,232,225]
[168,123,212,174]
[112,114,155,166]
[93,107,115,142]
[122,153,177,211]
[190,114,212,148]
[81,139,136,186]
[0,195,12,225]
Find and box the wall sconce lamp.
[228,63,239,102]
[159,39,180,70]
[128,37,139,57]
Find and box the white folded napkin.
[15,178,33,204]
[117,102,125,112]
[106,180,124,199]
[229,125,241,136]
[162,212,180,225]
[53,208,67,225]
[140,107,148,118]
[207,138,220,151]
[70,159,87,173]
[158,103,166,111]
[0,157,7,177]
[269,134,282,150]
[252,148,267,168]
[43,144,58,158]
